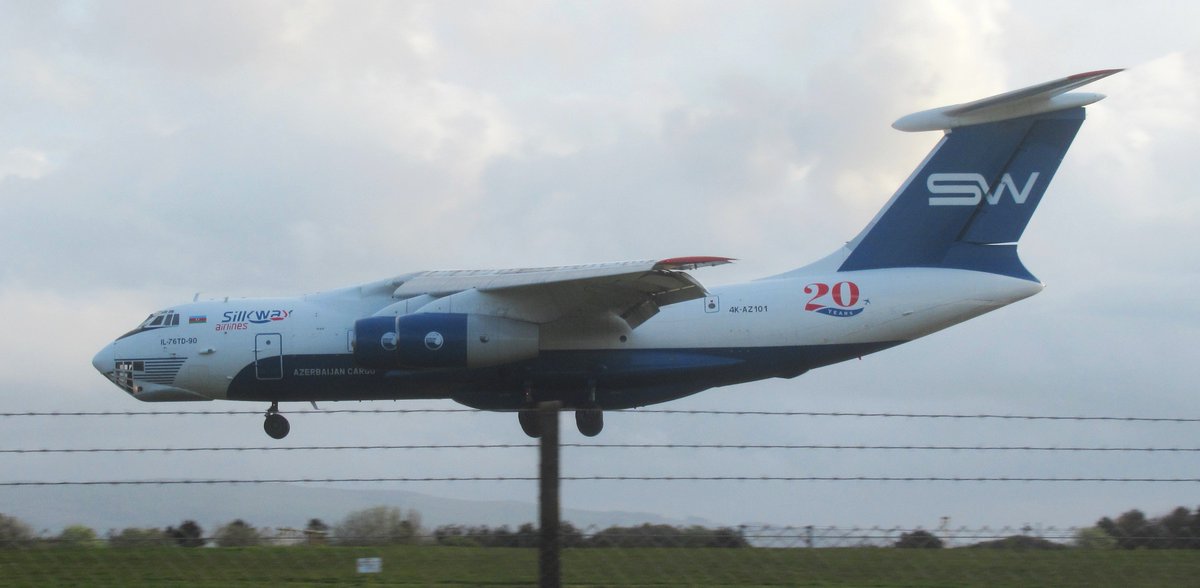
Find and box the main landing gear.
[264,402,290,439]
[576,379,603,437]
[575,407,603,437]
[518,409,541,438]
[517,406,604,438]
[518,380,605,438]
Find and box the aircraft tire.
[518,410,541,438]
[576,408,603,437]
[264,413,290,439]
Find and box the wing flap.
[394,260,660,297]
[393,257,732,298]
[392,257,732,329]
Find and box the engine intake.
[353,313,538,369]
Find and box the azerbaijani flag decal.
[189,315,207,324]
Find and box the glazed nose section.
[92,342,113,375]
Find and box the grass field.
[2,545,1199,587]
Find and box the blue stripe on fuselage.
[225,342,904,409]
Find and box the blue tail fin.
[838,70,1117,281]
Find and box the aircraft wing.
[391,256,732,329]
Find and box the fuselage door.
[255,333,283,380]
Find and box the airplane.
[92,69,1120,439]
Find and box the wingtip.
[1068,68,1124,81]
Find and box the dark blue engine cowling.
[354,313,467,369]
[353,313,539,369]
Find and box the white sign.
[356,557,382,574]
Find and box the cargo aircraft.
[92,70,1119,439]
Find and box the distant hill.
[0,484,716,535]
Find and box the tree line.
[0,507,745,549]
[895,505,1200,550]
[6,504,1200,549]
[1094,506,1200,549]
[433,522,748,548]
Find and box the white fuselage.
[94,267,1042,405]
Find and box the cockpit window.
[119,310,182,340]
[136,310,182,329]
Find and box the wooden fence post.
[538,401,561,588]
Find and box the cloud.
[1,0,1199,531]
[0,148,51,181]
[1080,52,1200,222]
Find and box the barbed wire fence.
[2,406,1200,587]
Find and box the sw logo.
[927,172,1040,206]
[804,281,865,317]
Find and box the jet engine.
[353,313,539,369]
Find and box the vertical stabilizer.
[838,70,1117,280]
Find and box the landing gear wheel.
[264,413,290,439]
[575,408,603,437]
[264,402,290,439]
[518,410,542,438]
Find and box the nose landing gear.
[264,402,290,439]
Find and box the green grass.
[1,546,1198,587]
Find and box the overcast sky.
[2,0,1199,533]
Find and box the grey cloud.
[1,0,1199,532]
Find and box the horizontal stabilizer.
[893,69,1121,132]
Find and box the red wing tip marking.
[1068,68,1123,81]
[656,256,736,270]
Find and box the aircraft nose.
[92,342,113,374]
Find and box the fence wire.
[4,408,1200,421]
[3,409,1199,586]
[3,475,1200,487]
[5,442,1200,453]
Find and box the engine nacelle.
[353,313,539,369]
